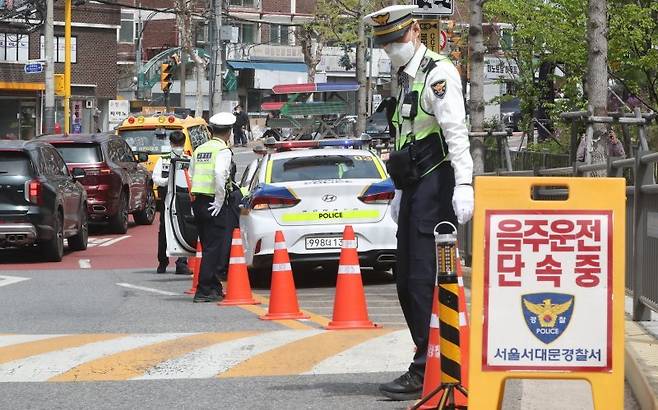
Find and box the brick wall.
[262,0,291,14]
[142,19,178,53]
[295,0,315,15]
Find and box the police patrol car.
[165,138,397,281]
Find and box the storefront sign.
[108,100,130,126]
[484,56,519,80]
[24,62,43,74]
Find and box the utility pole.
[63,0,72,134]
[43,0,55,133]
[135,9,142,100]
[179,25,186,109]
[210,0,223,113]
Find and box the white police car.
[165,138,397,280]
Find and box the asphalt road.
[0,145,640,409]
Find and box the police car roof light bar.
[263,138,371,151]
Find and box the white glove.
[208,200,222,217]
[390,189,402,223]
[452,184,474,225]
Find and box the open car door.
[165,157,196,257]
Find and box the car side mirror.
[71,167,86,180]
[136,152,149,162]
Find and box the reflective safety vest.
[191,139,229,195]
[392,49,450,169]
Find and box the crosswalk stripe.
[50,332,256,382]
[0,334,121,365]
[138,330,320,380]
[0,335,66,349]
[219,329,392,378]
[305,329,411,375]
[0,334,187,382]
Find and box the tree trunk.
[355,0,367,137]
[586,0,608,175]
[469,0,486,175]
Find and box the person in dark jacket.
[232,105,251,147]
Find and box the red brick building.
[0,2,119,138]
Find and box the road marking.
[219,329,392,378]
[250,294,329,328]
[51,332,256,382]
[0,334,121,365]
[0,335,66,349]
[0,275,30,288]
[138,330,320,380]
[99,236,130,247]
[0,334,186,382]
[78,259,91,269]
[305,329,411,375]
[116,283,179,296]
[87,236,130,248]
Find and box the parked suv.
[40,134,156,234]
[0,140,88,261]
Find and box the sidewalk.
[624,297,658,410]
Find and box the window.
[40,147,68,176]
[119,12,135,43]
[40,36,77,63]
[0,33,29,62]
[239,23,255,44]
[229,0,255,7]
[0,151,33,176]
[53,143,103,164]
[270,24,289,45]
[270,154,381,183]
[118,128,174,154]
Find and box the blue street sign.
[24,63,43,74]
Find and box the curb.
[625,321,658,410]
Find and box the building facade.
[0,2,119,138]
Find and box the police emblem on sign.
[521,293,574,344]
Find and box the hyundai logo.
[322,194,337,202]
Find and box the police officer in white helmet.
[189,112,240,302]
[364,4,474,401]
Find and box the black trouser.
[395,163,457,379]
[234,129,246,145]
[192,195,236,297]
[157,205,187,268]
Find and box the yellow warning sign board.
[418,20,445,54]
[468,177,625,409]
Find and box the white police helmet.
[208,112,236,132]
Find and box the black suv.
[0,140,88,261]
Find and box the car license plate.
[305,236,355,250]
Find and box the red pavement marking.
[0,218,160,271]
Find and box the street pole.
[210,0,222,113]
[135,9,142,100]
[43,0,55,133]
[63,0,72,134]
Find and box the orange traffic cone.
[416,287,442,409]
[325,225,379,330]
[219,229,260,306]
[260,231,309,320]
[185,240,202,295]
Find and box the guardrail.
[461,110,657,320]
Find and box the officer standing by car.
[364,5,474,401]
[152,131,191,275]
[189,112,240,303]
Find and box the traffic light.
[160,63,173,93]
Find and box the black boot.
[379,371,423,401]
[156,262,168,274]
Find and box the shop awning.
[227,61,308,72]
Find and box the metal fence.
[460,111,658,320]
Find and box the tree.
[469,0,488,175]
[608,0,658,110]
[174,0,206,117]
[585,0,608,173]
[295,25,324,83]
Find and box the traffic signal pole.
[63,0,72,134]
[43,0,55,133]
